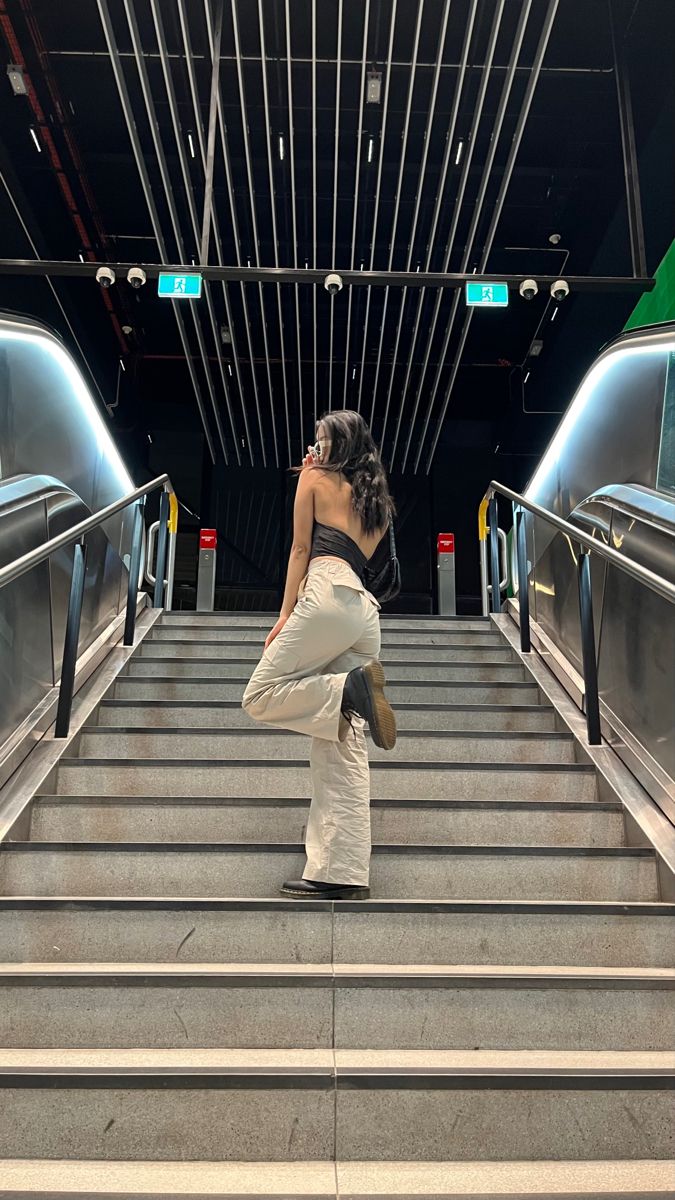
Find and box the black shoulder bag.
[363,523,401,604]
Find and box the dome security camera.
[324,273,343,296]
[127,266,147,290]
[519,279,538,301]
[95,266,116,288]
[550,279,570,301]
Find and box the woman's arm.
[265,466,315,648]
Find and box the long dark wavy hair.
[308,409,395,536]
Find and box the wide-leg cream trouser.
[242,559,381,886]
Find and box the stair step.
[1,898,672,967]
[138,642,518,664]
[2,1156,674,1198]
[160,614,492,631]
[0,963,672,1051]
[97,700,559,732]
[52,760,598,802]
[0,843,657,901]
[75,729,578,766]
[124,658,529,682]
[150,626,505,646]
[111,679,543,705]
[30,795,624,848]
[0,1049,671,1162]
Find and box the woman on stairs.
[242,409,397,900]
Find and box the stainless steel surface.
[0,314,175,781]
[495,324,675,815]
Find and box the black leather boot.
[281,879,370,899]
[342,660,397,750]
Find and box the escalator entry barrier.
[437,532,456,615]
[196,528,217,611]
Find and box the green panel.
[157,272,203,299]
[624,239,675,330]
[465,281,509,308]
[657,352,675,496]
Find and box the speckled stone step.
[0,963,672,1051]
[0,842,657,902]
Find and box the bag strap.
[389,522,397,560]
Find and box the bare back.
[311,469,386,560]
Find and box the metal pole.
[577,550,601,745]
[200,0,224,264]
[153,491,170,608]
[55,540,88,738]
[488,497,501,614]
[123,498,145,646]
[515,509,531,652]
[609,0,647,278]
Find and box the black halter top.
[309,522,371,580]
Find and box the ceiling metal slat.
[228,0,283,468]
[95,0,217,464]
[311,0,318,429]
[379,0,452,455]
[356,0,398,417]
[328,0,343,412]
[368,0,425,432]
[284,0,304,448]
[128,0,234,467]
[198,0,267,468]
[424,0,561,474]
[389,0,478,471]
[400,0,507,474]
[342,0,371,411]
[414,0,534,473]
[256,0,293,466]
[177,0,252,467]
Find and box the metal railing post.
[124,498,146,646]
[488,495,501,614]
[515,508,531,652]
[153,489,170,608]
[577,550,601,745]
[54,539,88,738]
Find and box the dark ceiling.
[0,0,673,490]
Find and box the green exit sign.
[157,272,203,299]
[465,281,509,308]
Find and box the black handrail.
[484,480,675,746]
[0,473,174,739]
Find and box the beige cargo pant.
[242,558,381,886]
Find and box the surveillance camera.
[127,266,147,290]
[324,273,343,296]
[95,266,116,288]
[519,279,538,301]
[550,279,569,302]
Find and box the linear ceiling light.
[278,134,284,160]
[187,130,196,158]
[367,137,374,163]
[455,139,465,165]
[29,125,41,152]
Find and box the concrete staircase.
[0,612,673,1197]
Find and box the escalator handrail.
[0,473,173,592]
[484,480,675,606]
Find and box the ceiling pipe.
[328,0,344,411]
[256,0,293,464]
[177,0,256,467]
[389,0,478,471]
[228,0,281,468]
[95,0,216,463]
[311,0,318,427]
[401,0,507,473]
[341,0,370,411]
[368,0,425,432]
[284,0,304,443]
[424,0,561,474]
[412,0,534,473]
[378,0,452,454]
[356,0,398,415]
[125,0,234,467]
